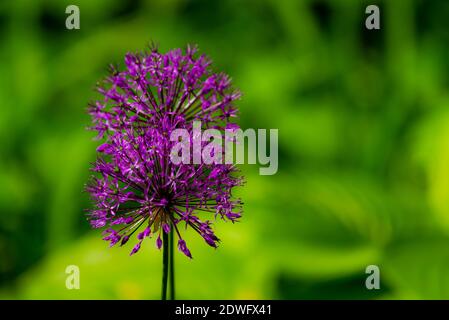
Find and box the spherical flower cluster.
[86,45,243,258]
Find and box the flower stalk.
[169,226,175,300]
[161,230,169,300]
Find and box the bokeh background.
[1,0,449,299]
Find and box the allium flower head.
[86,45,243,258]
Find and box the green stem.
[169,226,175,300]
[161,231,169,300]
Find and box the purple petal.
[156,235,162,249]
[130,242,141,255]
[178,239,192,259]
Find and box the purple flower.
[86,45,243,258]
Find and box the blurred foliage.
[1,0,449,299]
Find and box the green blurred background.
[1,0,449,299]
